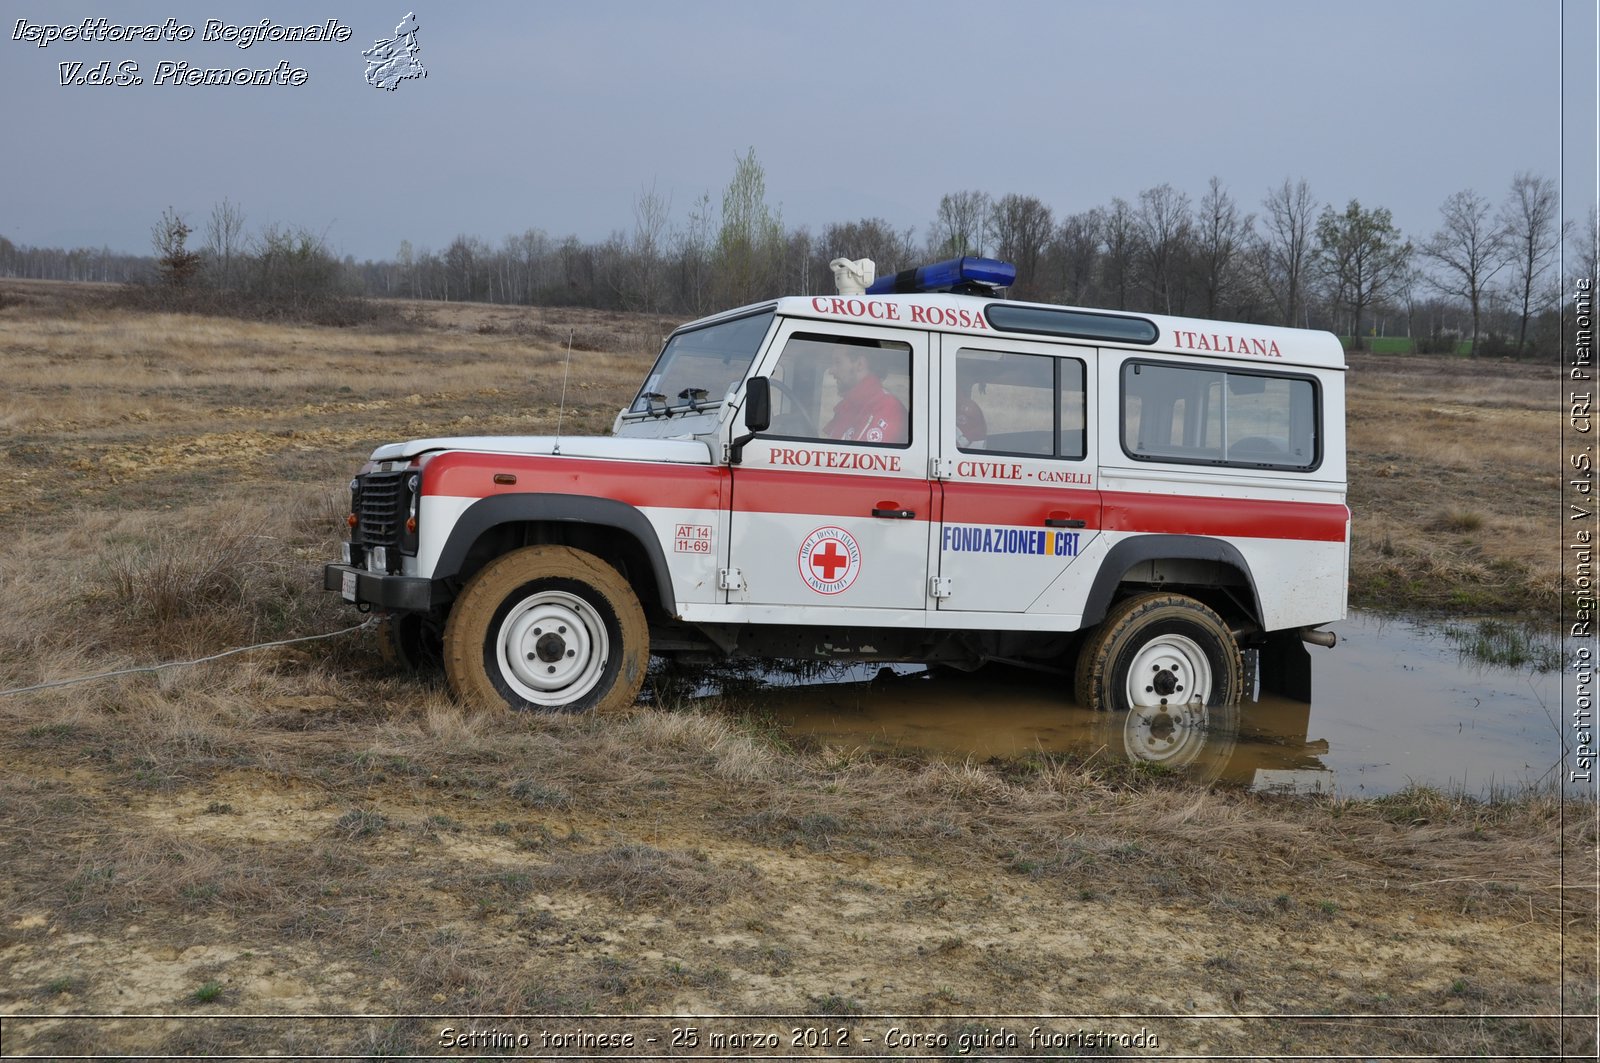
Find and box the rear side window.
[1121,361,1319,470]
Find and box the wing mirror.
[729,377,771,465]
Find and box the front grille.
[354,471,409,549]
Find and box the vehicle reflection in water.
[686,613,1566,797]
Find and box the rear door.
[934,335,1102,613]
[727,319,931,613]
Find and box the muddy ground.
[0,281,1592,1059]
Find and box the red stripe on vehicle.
[732,468,932,520]
[419,453,1345,542]
[926,484,1344,543]
[423,453,727,511]
[1102,490,1347,542]
[941,482,1100,527]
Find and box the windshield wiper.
[635,387,720,419]
[664,387,721,415]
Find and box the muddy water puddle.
[691,613,1568,797]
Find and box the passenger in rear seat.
[956,369,987,449]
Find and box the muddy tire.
[443,546,648,714]
[1073,593,1242,714]
[1075,593,1242,776]
[376,612,443,672]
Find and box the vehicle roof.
[680,293,1346,371]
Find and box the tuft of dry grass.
[108,528,255,629]
[527,843,761,909]
[1424,507,1486,533]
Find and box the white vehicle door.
[727,320,931,614]
[933,335,1102,613]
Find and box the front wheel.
[443,546,648,713]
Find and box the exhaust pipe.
[1300,627,1337,648]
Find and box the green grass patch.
[190,981,225,1004]
[1442,619,1564,671]
[1339,336,1473,356]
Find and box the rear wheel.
[443,546,648,714]
[1074,594,1242,774]
[1075,593,1241,710]
[376,611,443,672]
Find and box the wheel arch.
[434,494,677,619]
[1081,534,1261,630]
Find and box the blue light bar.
[866,256,1016,295]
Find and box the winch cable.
[0,617,378,698]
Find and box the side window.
[1225,375,1318,465]
[956,349,1086,460]
[768,333,911,446]
[1057,358,1087,460]
[1122,361,1319,470]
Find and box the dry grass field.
[0,280,1591,1059]
[1346,350,1561,616]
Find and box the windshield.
[628,309,775,415]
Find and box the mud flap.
[1256,630,1313,703]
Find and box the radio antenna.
[552,327,574,455]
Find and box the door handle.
[872,504,917,519]
[1044,515,1087,528]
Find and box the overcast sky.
[3,0,1596,266]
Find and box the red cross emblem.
[810,541,849,580]
[798,526,861,595]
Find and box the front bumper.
[324,563,444,612]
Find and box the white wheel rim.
[494,590,609,707]
[1119,633,1213,766]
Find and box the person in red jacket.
[824,347,907,444]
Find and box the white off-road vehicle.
[327,257,1346,744]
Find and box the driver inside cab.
[824,347,907,444]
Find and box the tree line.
[3,149,1595,356]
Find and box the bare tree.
[823,217,916,281]
[393,239,415,297]
[1049,209,1102,304]
[674,191,715,316]
[1135,183,1193,313]
[988,194,1054,298]
[1254,177,1317,327]
[1193,177,1252,318]
[626,182,672,313]
[444,235,481,302]
[204,198,247,289]
[1313,199,1413,349]
[1100,198,1139,311]
[785,227,816,296]
[1419,189,1505,352]
[513,228,553,304]
[1498,172,1564,356]
[1573,205,1600,291]
[929,190,991,258]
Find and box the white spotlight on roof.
[828,257,876,295]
